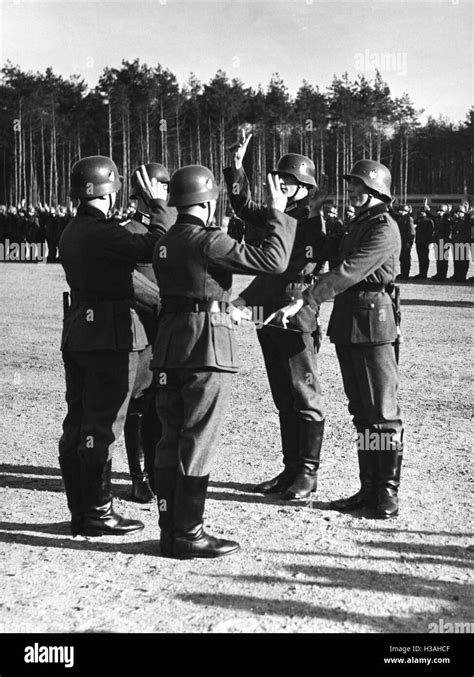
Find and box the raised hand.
[135,165,168,202]
[233,132,252,170]
[266,173,287,214]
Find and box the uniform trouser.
[154,368,233,477]
[399,245,412,277]
[416,242,430,278]
[46,235,59,262]
[453,254,470,281]
[256,326,324,423]
[59,350,139,468]
[335,343,403,446]
[435,241,449,279]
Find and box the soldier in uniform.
[46,207,60,263]
[120,163,176,502]
[267,160,404,519]
[430,204,452,281]
[58,156,169,537]
[396,205,415,280]
[224,137,340,501]
[413,207,434,280]
[325,205,345,269]
[343,205,356,230]
[151,164,297,559]
[449,205,471,282]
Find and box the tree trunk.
[335,127,340,211]
[41,117,46,204]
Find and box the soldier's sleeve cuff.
[302,288,321,310]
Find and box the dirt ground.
[0,254,472,635]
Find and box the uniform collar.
[77,203,107,220]
[355,201,387,223]
[175,214,206,227]
[286,196,309,214]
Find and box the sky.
[0,0,472,124]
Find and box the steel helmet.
[69,156,122,199]
[272,154,317,187]
[130,162,170,199]
[168,165,219,207]
[342,159,392,201]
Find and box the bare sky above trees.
[1,0,471,124]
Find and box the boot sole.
[81,524,145,537]
[173,545,241,560]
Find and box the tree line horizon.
[1,58,472,221]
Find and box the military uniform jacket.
[121,207,176,341]
[303,202,401,345]
[151,209,296,372]
[59,201,169,352]
[415,216,434,243]
[450,215,471,243]
[223,165,340,332]
[397,213,415,246]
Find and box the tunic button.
[370,303,375,308]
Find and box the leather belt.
[351,282,394,293]
[70,291,133,304]
[161,296,228,313]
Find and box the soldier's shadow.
[0,522,161,555]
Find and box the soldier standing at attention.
[325,205,345,269]
[430,204,452,281]
[224,135,340,501]
[58,156,169,537]
[267,160,405,520]
[343,206,356,230]
[413,206,434,280]
[151,165,297,559]
[449,205,471,282]
[396,205,415,280]
[120,163,176,503]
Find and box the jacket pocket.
[350,295,397,344]
[210,311,236,368]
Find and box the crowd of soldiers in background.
[1,199,472,282]
[0,203,136,262]
[229,199,474,283]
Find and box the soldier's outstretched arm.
[223,133,269,230]
[302,221,400,308]
[203,174,296,275]
[92,220,163,264]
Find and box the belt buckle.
[209,300,221,313]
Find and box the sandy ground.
[0,252,472,635]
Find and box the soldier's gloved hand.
[233,132,252,170]
[264,299,305,328]
[309,173,329,216]
[135,165,169,202]
[266,173,288,213]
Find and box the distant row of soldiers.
[229,200,473,283]
[0,204,137,262]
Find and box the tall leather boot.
[376,449,402,519]
[173,474,240,560]
[58,455,83,536]
[81,459,145,536]
[281,419,324,500]
[330,449,378,511]
[155,466,176,557]
[253,412,299,494]
[141,399,162,495]
[124,411,154,503]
